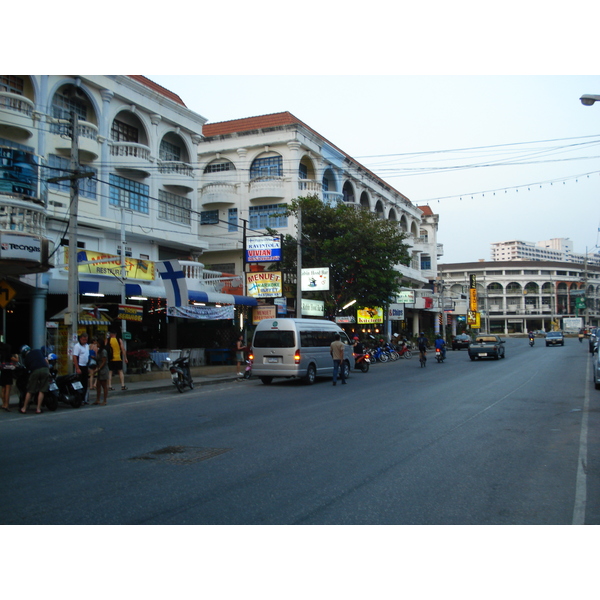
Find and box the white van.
[251,318,353,385]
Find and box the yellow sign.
[0,279,16,309]
[66,249,155,281]
[245,271,282,298]
[469,288,478,312]
[357,307,384,324]
[467,310,480,327]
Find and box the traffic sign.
[0,280,16,309]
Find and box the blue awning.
[188,290,257,307]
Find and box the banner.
[246,271,282,298]
[252,305,277,324]
[357,307,384,324]
[246,236,281,262]
[67,249,155,281]
[118,304,143,322]
[167,305,234,320]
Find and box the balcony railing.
[0,200,47,236]
[158,161,194,177]
[248,177,285,201]
[298,179,322,194]
[110,142,151,160]
[0,92,34,116]
[200,182,238,205]
[322,192,343,206]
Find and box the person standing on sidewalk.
[0,342,16,412]
[93,337,110,405]
[235,334,247,378]
[330,333,347,386]
[73,333,90,404]
[19,346,50,414]
[107,330,128,391]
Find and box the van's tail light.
[294,349,301,364]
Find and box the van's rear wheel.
[260,376,273,385]
[303,364,316,385]
[342,361,350,380]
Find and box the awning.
[188,290,257,307]
[50,305,113,325]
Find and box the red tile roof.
[417,205,434,216]
[203,111,412,204]
[127,76,187,107]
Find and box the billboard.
[246,271,282,298]
[301,267,330,291]
[357,307,384,324]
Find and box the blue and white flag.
[156,260,188,307]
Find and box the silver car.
[593,352,600,390]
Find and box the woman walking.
[94,338,110,405]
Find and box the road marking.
[572,357,590,525]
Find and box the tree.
[273,195,411,316]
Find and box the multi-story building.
[0,75,257,354]
[492,238,600,266]
[439,260,600,334]
[196,111,442,333]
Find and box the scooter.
[47,354,85,409]
[529,337,535,347]
[169,354,194,392]
[435,348,445,363]
[243,356,253,379]
[353,353,371,373]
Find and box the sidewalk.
[6,364,243,408]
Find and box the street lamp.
[580,94,600,106]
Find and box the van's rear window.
[253,330,295,348]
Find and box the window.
[250,155,282,180]
[253,330,295,348]
[228,208,238,232]
[52,92,87,121]
[111,119,138,143]
[205,161,234,173]
[158,189,191,225]
[48,154,97,200]
[109,174,149,214]
[159,139,181,162]
[300,330,337,348]
[0,76,24,95]
[299,163,308,179]
[421,255,431,270]
[249,204,287,229]
[322,176,329,192]
[200,210,219,225]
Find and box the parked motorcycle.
[47,355,85,408]
[397,343,413,359]
[243,355,253,379]
[169,354,194,392]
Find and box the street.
[1,337,599,525]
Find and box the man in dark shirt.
[19,346,50,414]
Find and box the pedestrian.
[88,336,99,391]
[330,333,347,386]
[19,345,50,414]
[73,332,90,404]
[417,332,429,365]
[93,337,109,405]
[107,330,128,391]
[235,334,247,378]
[0,342,17,412]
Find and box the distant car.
[452,333,472,350]
[468,335,506,360]
[589,328,598,354]
[545,331,564,347]
[592,351,600,390]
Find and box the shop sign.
[118,304,143,322]
[0,233,41,262]
[301,267,330,291]
[246,236,281,262]
[396,290,415,303]
[357,307,384,324]
[252,305,277,324]
[246,271,282,298]
[388,304,404,320]
[302,298,324,316]
[66,249,155,281]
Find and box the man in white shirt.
[73,333,90,403]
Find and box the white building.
[195,111,443,332]
[491,238,600,266]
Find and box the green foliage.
[277,195,410,315]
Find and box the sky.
[149,74,600,264]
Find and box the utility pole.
[120,207,127,370]
[296,205,302,318]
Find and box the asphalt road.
[1,337,598,525]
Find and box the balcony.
[248,177,285,202]
[200,182,238,207]
[0,92,35,141]
[297,179,322,195]
[159,160,195,191]
[0,197,47,236]
[110,142,152,176]
[322,192,343,206]
[50,119,100,161]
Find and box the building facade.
[491,238,600,266]
[439,260,600,334]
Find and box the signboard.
[246,271,282,298]
[336,316,356,324]
[469,288,478,312]
[388,303,405,320]
[357,307,384,324]
[396,290,415,303]
[252,305,277,324]
[246,236,281,263]
[118,304,144,322]
[0,233,42,263]
[167,305,234,320]
[301,267,330,292]
[0,279,16,309]
[467,310,480,327]
[302,298,324,317]
[66,249,155,281]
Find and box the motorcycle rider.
[352,336,364,369]
[528,330,535,345]
[417,332,428,363]
[434,334,446,359]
